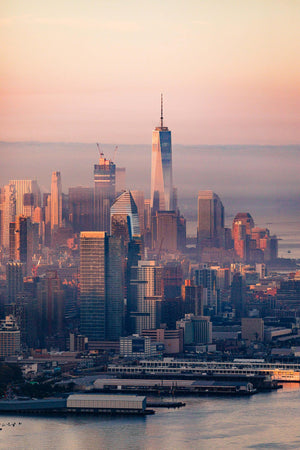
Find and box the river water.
[1,384,300,450]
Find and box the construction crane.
[96,142,104,157]
[32,256,42,277]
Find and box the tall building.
[152,210,178,252]
[110,190,140,242]
[129,260,163,334]
[6,262,24,302]
[9,179,40,217]
[115,167,126,195]
[197,191,224,249]
[131,190,145,235]
[50,171,62,232]
[36,271,65,347]
[193,265,219,314]
[9,216,34,275]
[232,212,254,261]
[80,232,123,341]
[94,156,116,232]
[0,184,16,248]
[69,186,94,232]
[150,95,173,212]
[0,316,21,358]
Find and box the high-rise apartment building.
[94,157,116,232]
[80,232,123,341]
[130,260,163,334]
[150,95,173,212]
[50,171,62,232]
[197,191,224,249]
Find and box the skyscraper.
[110,190,140,242]
[37,271,65,347]
[50,171,62,232]
[0,184,16,248]
[80,232,123,341]
[232,212,254,261]
[130,260,163,333]
[94,156,116,232]
[8,179,40,217]
[150,95,173,212]
[69,186,94,232]
[197,191,224,249]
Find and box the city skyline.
[1,1,299,144]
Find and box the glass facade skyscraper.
[80,231,123,341]
[197,190,224,248]
[110,190,140,241]
[150,95,173,212]
[94,156,116,233]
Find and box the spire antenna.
[160,93,163,128]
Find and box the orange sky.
[1,0,299,144]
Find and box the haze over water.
[1,142,299,258]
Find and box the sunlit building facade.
[50,171,62,232]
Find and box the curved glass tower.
[150,95,173,212]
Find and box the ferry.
[108,358,300,382]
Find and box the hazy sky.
[1,0,300,144]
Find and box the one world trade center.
[150,95,173,212]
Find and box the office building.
[152,210,178,252]
[0,316,21,357]
[110,190,140,242]
[115,167,126,195]
[94,156,116,232]
[0,184,16,248]
[176,314,212,345]
[50,171,62,232]
[182,280,203,316]
[197,191,224,249]
[232,212,254,261]
[80,232,123,341]
[120,335,154,358]
[131,190,145,235]
[37,271,65,347]
[150,95,173,212]
[141,328,184,354]
[193,266,219,314]
[69,186,94,232]
[9,179,40,217]
[231,272,246,318]
[6,261,24,302]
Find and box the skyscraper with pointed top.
[150,94,173,212]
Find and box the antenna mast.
[160,93,163,128]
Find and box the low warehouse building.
[67,394,147,414]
